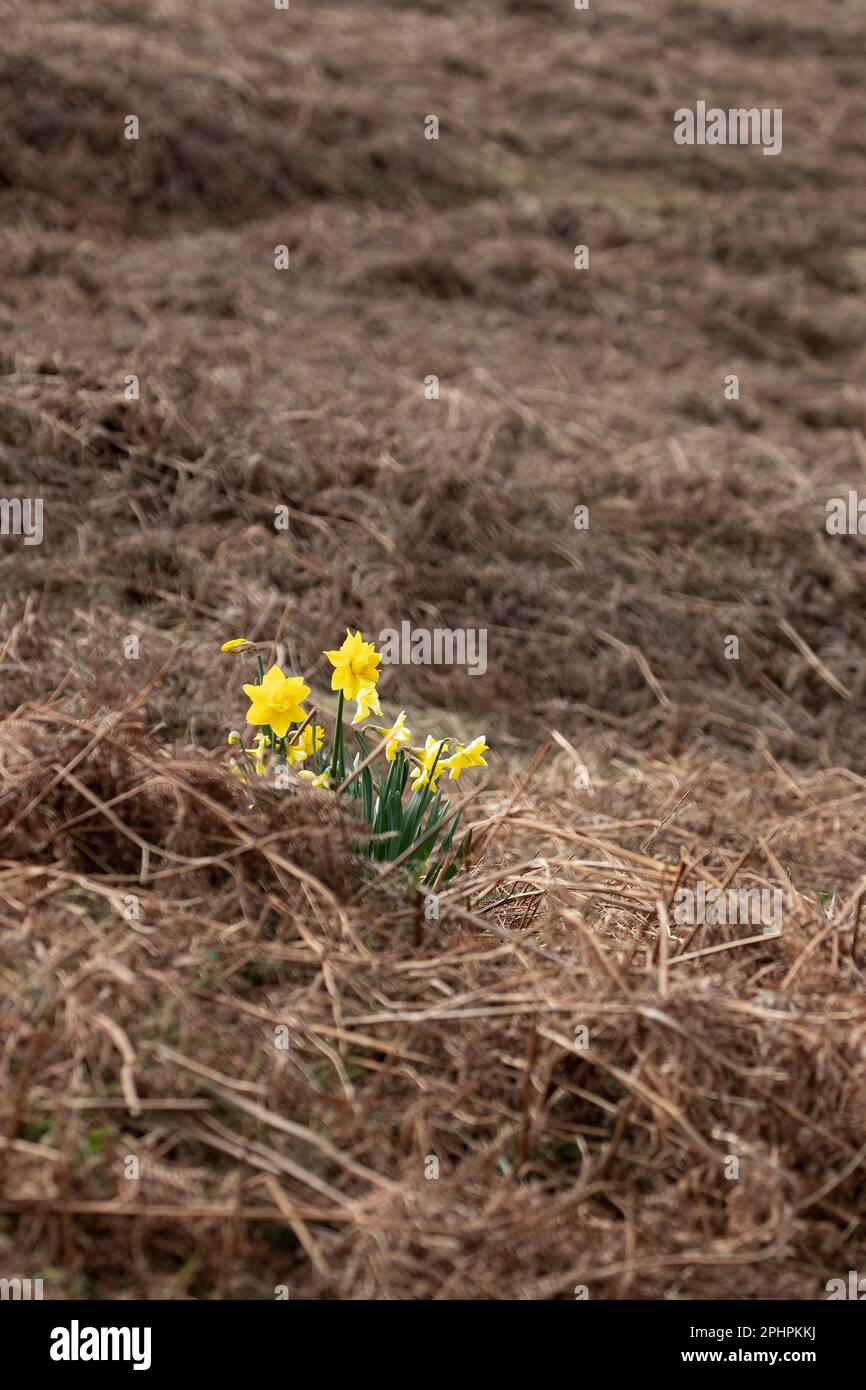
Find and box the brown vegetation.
[2,0,866,1299]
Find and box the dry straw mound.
[2,695,865,1299]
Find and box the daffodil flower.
[227,730,241,746]
[324,629,381,702]
[286,724,325,767]
[441,735,488,781]
[299,769,331,790]
[242,731,270,777]
[221,637,254,653]
[374,710,411,761]
[243,666,310,738]
[410,735,448,792]
[351,683,382,725]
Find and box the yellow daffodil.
[351,683,382,725]
[227,730,241,746]
[286,723,325,767]
[410,736,448,792]
[221,637,254,653]
[441,735,488,781]
[299,769,331,790]
[374,710,411,761]
[324,629,381,701]
[241,731,271,777]
[243,665,310,739]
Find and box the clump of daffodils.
[220,630,488,886]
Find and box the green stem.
[330,690,345,782]
[254,654,275,747]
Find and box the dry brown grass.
[3,0,866,1300]
[2,691,866,1299]
[3,0,866,769]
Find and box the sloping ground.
[2,0,866,1299]
[2,0,866,764]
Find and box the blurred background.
[1,0,865,770]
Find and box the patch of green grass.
[80,1126,112,1160]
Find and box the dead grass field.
[1,0,866,1299]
